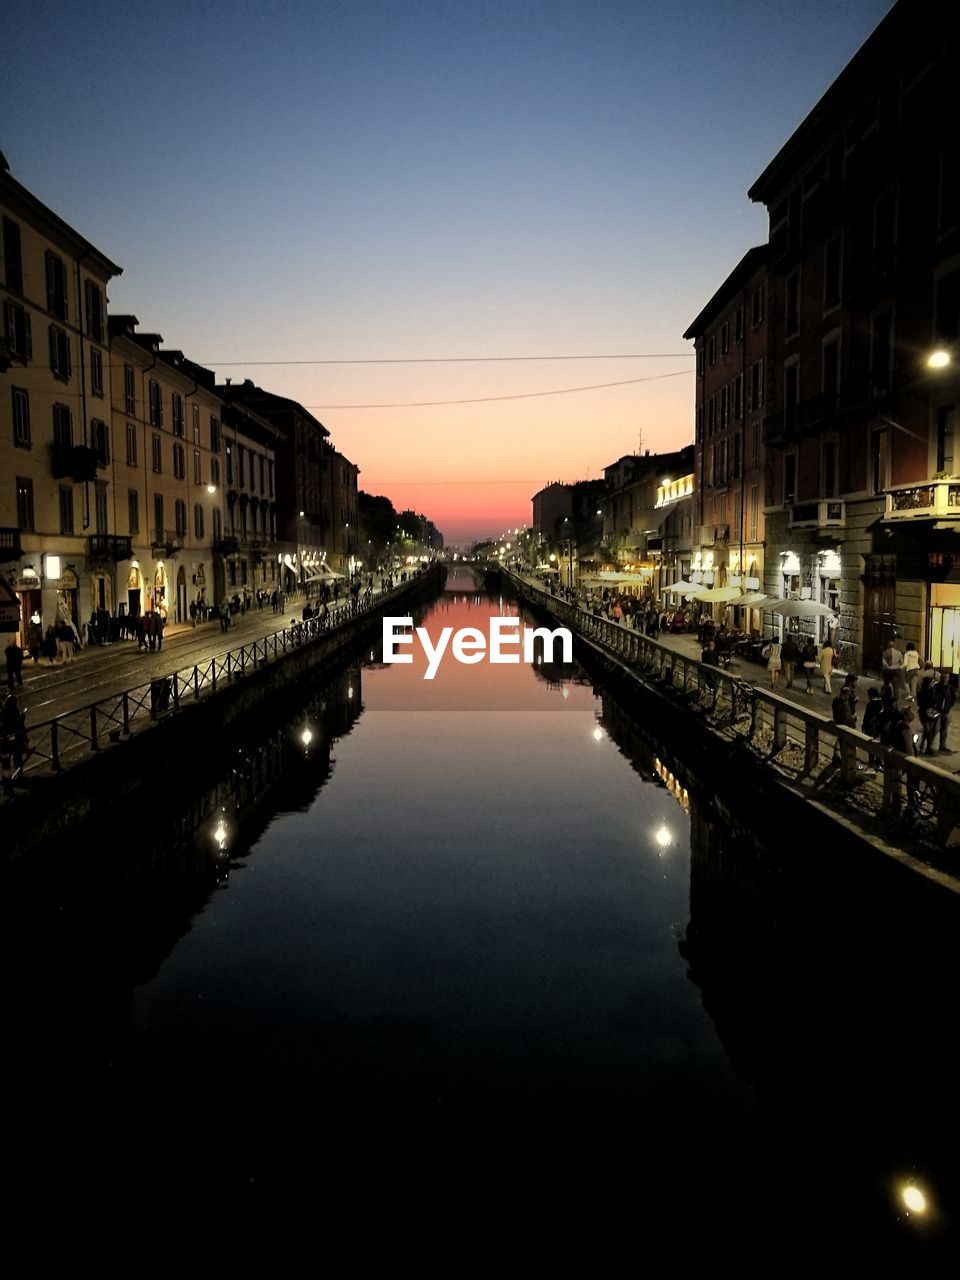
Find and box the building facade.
[749,0,960,667]
[601,448,695,596]
[684,247,768,629]
[1,156,122,643]
[323,442,360,574]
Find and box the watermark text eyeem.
[383,616,572,679]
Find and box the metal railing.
[5,571,432,787]
[505,569,960,853]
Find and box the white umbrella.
[664,581,699,597]
[727,592,769,608]
[692,586,742,602]
[764,598,836,619]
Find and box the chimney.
[225,377,231,386]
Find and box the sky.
[4,0,892,544]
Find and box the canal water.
[2,570,957,1254]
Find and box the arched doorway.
[176,565,187,623]
[127,564,143,619]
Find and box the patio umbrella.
[727,592,770,608]
[664,581,700,597]
[764,598,837,619]
[692,586,742,602]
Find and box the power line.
[201,353,694,366]
[303,369,694,410]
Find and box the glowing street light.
[901,1183,928,1215]
[301,727,313,747]
[654,823,672,849]
[927,349,951,370]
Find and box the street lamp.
[927,349,951,370]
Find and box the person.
[762,637,783,689]
[5,640,24,689]
[781,632,799,689]
[42,626,58,664]
[220,599,231,633]
[903,642,921,701]
[897,705,920,756]
[882,638,905,701]
[819,637,836,696]
[861,687,883,739]
[700,639,720,690]
[843,671,859,724]
[917,675,938,755]
[190,600,198,628]
[934,671,956,754]
[0,691,28,778]
[27,620,42,664]
[832,685,856,728]
[800,639,818,693]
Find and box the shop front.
[8,566,42,648]
[929,583,960,674]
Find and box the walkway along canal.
[1,567,958,1255]
[501,566,960,893]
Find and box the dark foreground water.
[2,573,958,1256]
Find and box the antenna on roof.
[637,430,643,457]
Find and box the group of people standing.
[760,632,839,694]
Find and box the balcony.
[50,443,99,482]
[151,528,183,556]
[884,480,960,522]
[698,524,729,547]
[0,527,23,563]
[214,535,239,556]
[88,534,133,563]
[788,500,846,530]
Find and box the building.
[684,247,768,629]
[219,397,281,599]
[748,0,960,667]
[600,448,695,596]
[107,319,224,621]
[654,468,696,598]
[532,482,574,549]
[1,155,122,643]
[218,380,330,590]
[322,442,360,574]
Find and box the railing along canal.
[6,572,430,786]
[505,569,960,853]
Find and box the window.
[53,403,73,447]
[696,346,704,378]
[784,361,799,431]
[268,460,274,496]
[750,359,764,410]
[11,387,30,447]
[259,455,265,493]
[733,431,742,479]
[707,397,716,436]
[84,280,104,342]
[752,285,764,328]
[49,324,71,379]
[708,335,716,367]
[59,485,74,535]
[720,321,730,355]
[211,457,220,487]
[249,453,256,492]
[870,308,894,392]
[210,415,221,452]
[751,420,760,470]
[823,237,842,310]
[695,405,703,443]
[194,448,202,485]
[935,271,960,346]
[126,423,137,466]
[149,379,163,428]
[3,217,23,294]
[95,481,108,534]
[822,336,840,401]
[45,251,68,320]
[785,273,800,337]
[238,444,246,488]
[171,392,184,437]
[874,189,897,258]
[90,418,109,465]
[194,503,205,540]
[822,440,838,498]
[749,485,759,542]
[3,299,32,360]
[212,507,222,544]
[16,476,34,532]
[175,499,187,538]
[871,428,890,494]
[225,444,233,485]
[940,136,960,233]
[733,374,743,421]
[192,403,200,444]
[90,346,104,396]
[152,433,162,473]
[128,489,139,534]
[720,386,729,429]
[735,307,744,343]
[124,365,136,415]
[784,454,797,504]
[173,442,185,479]
[937,405,957,475]
[154,494,164,542]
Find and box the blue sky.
[4,0,892,541]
